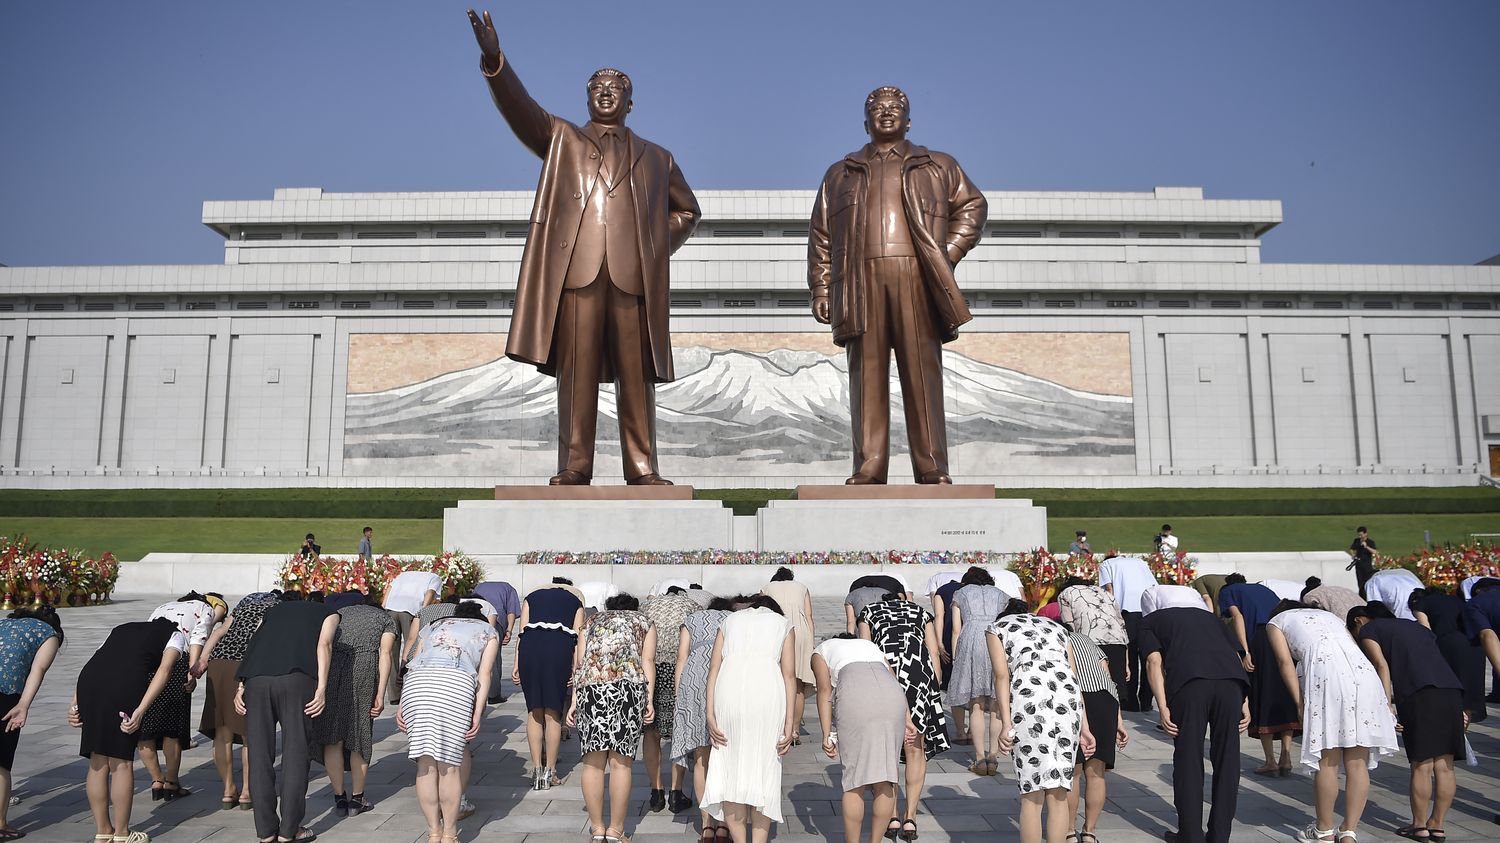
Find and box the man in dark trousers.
[468,9,700,487]
[808,86,987,485]
[1347,526,1378,598]
[1141,606,1250,843]
[235,593,339,843]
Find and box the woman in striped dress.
[1064,630,1127,843]
[398,602,499,843]
[672,598,733,840]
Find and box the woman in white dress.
[702,597,797,843]
[1267,603,1398,843]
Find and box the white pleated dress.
[1267,608,1399,772]
[701,607,791,823]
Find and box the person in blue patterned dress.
[0,606,64,838]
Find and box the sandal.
[0,830,23,842]
[604,829,630,843]
[1252,763,1279,776]
[714,828,729,841]
[163,782,191,801]
[238,796,253,810]
[1393,827,1428,841]
[112,834,149,843]
[1427,831,1446,842]
[899,819,918,842]
[1079,833,1099,843]
[276,831,316,843]
[220,789,239,810]
[699,827,715,843]
[150,781,166,802]
[884,818,902,840]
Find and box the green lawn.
[0,518,442,561]
[2,512,1495,560]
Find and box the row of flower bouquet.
[0,535,120,608]
[522,547,1192,610]
[1376,542,1500,592]
[277,551,484,601]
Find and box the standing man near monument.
[809,87,986,485]
[467,9,701,486]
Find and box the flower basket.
[0,536,120,607]
[276,552,484,602]
[1145,550,1197,586]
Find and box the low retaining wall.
[121,551,1359,597]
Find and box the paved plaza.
[6,594,1500,843]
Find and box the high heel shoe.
[150,781,166,801]
[899,819,919,842]
[884,818,902,840]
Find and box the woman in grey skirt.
[813,634,916,843]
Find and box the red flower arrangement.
[276,552,483,601]
[0,535,120,607]
[1145,550,1197,586]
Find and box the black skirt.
[0,693,21,770]
[1080,690,1117,769]
[1397,687,1466,763]
[1248,625,1300,737]
[138,657,192,746]
[1434,631,1487,724]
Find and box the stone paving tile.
[6,594,1500,843]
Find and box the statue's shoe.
[844,473,881,485]
[916,471,953,485]
[627,474,674,486]
[549,470,592,486]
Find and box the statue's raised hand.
[467,9,501,62]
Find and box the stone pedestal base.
[758,495,1047,552]
[443,497,733,556]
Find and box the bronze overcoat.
[484,56,700,383]
[808,142,986,346]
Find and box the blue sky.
[2,1,1497,267]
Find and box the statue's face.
[586,76,631,125]
[864,95,910,144]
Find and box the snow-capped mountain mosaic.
[342,334,1135,480]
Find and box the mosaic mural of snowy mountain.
[343,346,1135,478]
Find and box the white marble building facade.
[0,186,1496,488]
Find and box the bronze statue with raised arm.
[468,9,700,486]
[809,87,987,485]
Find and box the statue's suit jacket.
[484,55,700,383]
[808,143,986,347]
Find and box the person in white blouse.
[383,570,442,705]
[1140,585,1211,616]
[813,635,916,843]
[142,592,226,799]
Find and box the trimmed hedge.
[0,486,1494,520]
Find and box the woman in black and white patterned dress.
[858,594,948,842]
[988,600,1095,843]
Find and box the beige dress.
[761,580,814,685]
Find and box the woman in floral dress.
[1267,603,1398,843]
[988,600,1094,843]
[314,595,397,817]
[859,593,948,842]
[568,593,656,843]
